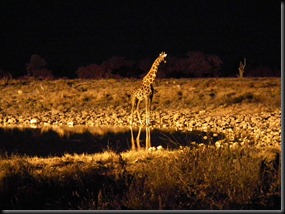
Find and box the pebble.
[30,118,38,124]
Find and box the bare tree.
[237,58,246,78]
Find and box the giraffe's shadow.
[0,125,226,158]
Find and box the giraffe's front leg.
[145,126,151,149]
[146,114,150,126]
[130,125,136,150]
[145,98,151,126]
[136,100,143,125]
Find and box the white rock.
[30,118,38,124]
[213,133,218,137]
[157,145,163,150]
[67,121,74,127]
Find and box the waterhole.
[0,125,225,157]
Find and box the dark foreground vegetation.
[0,145,281,210]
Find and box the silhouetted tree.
[26,54,47,76]
[160,52,223,78]
[102,56,133,76]
[163,56,187,78]
[26,54,53,79]
[185,51,223,77]
[137,58,153,72]
[76,64,114,79]
[0,69,12,85]
[206,54,223,76]
[135,58,153,78]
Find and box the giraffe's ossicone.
[130,51,167,126]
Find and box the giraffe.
[130,51,167,126]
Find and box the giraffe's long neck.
[142,56,165,86]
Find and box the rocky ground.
[0,77,281,150]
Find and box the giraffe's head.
[159,51,167,63]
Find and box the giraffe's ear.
[160,52,167,57]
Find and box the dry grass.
[154,78,280,111]
[0,77,281,115]
[0,145,281,210]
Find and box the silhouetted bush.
[137,58,153,73]
[76,64,113,79]
[25,54,54,79]
[161,52,223,78]
[26,55,47,76]
[184,51,223,77]
[76,57,135,79]
[75,52,224,79]
[0,70,13,85]
[102,56,133,77]
[162,57,187,78]
[31,68,54,79]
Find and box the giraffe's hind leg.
[131,97,142,125]
[136,126,142,149]
[130,97,138,125]
[145,126,151,149]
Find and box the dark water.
[0,125,225,157]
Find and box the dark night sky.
[0,0,281,77]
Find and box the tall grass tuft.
[0,146,280,210]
